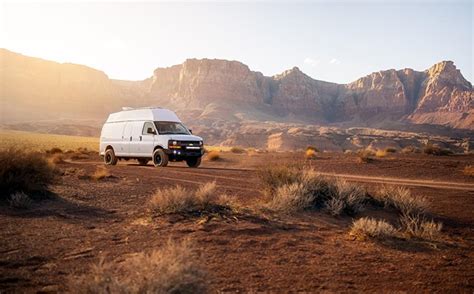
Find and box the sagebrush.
[0,148,56,201]
[72,239,208,293]
[350,217,397,240]
[149,182,231,216]
[259,166,368,215]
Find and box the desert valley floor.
[1,151,474,292]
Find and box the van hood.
[167,134,203,142]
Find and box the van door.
[120,122,133,156]
[129,121,144,156]
[140,121,156,157]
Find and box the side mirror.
[147,127,156,135]
[188,129,193,134]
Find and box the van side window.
[142,122,156,135]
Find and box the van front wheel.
[186,157,201,168]
[104,148,118,166]
[153,149,169,167]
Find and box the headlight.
[200,141,203,146]
[168,140,181,149]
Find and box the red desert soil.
[1,152,473,292]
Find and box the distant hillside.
[0,49,472,133]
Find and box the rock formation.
[1,49,472,131]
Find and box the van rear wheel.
[104,148,118,166]
[186,157,201,168]
[153,149,168,167]
[137,158,149,166]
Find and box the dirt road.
[76,160,474,192]
[1,153,473,292]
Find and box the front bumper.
[165,148,204,159]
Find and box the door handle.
[130,136,132,141]
[139,136,142,141]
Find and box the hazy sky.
[1,1,472,83]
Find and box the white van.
[99,107,204,167]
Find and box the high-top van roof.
[106,107,181,123]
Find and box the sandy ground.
[1,152,473,292]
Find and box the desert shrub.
[306,146,319,152]
[92,166,111,181]
[325,180,367,216]
[72,239,207,293]
[305,148,317,159]
[375,150,387,158]
[268,182,313,214]
[463,165,474,177]
[45,147,63,154]
[49,153,66,164]
[230,146,245,154]
[384,147,397,153]
[149,182,229,216]
[401,146,420,154]
[423,144,453,156]
[206,151,221,161]
[373,186,428,216]
[258,165,301,195]
[399,213,442,240]
[357,149,374,163]
[350,217,397,240]
[262,167,368,215]
[8,192,33,209]
[0,148,56,200]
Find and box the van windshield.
[154,121,190,135]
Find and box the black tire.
[153,149,169,167]
[104,148,118,165]
[137,158,149,166]
[186,157,201,168]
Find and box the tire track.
[71,161,474,192]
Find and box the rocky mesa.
[0,49,472,134]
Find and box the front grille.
[171,141,202,151]
[177,141,201,147]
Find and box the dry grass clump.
[463,165,474,177]
[260,166,368,216]
[366,186,443,241]
[423,144,453,156]
[258,165,301,195]
[206,150,221,161]
[305,147,318,159]
[0,148,56,201]
[374,186,428,215]
[401,146,420,154]
[72,239,207,293]
[230,146,246,154]
[306,146,319,152]
[325,180,367,216]
[400,213,442,240]
[350,217,397,240]
[91,166,111,181]
[8,192,33,209]
[357,149,374,163]
[149,182,231,216]
[375,150,387,158]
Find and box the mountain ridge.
[1,48,472,131]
